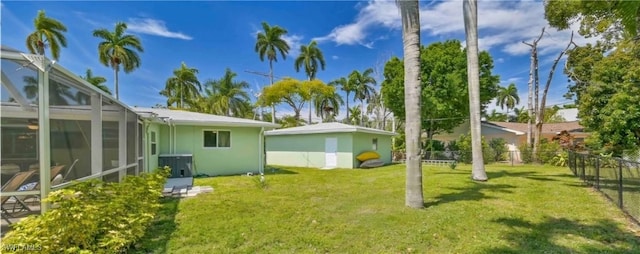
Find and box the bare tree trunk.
[522,28,545,150]
[538,32,575,151]
[398,0,423,208]
[464,0,487,181]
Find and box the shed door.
[325,137,338,168]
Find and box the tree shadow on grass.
[488,170,567,182]
[482,216,640,253]
[265,166,298,175]
[424,183,515,207]
[131,197,181,254]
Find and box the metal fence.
[568,151,640,223]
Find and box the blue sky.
[1,0,595,120]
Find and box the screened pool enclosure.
[1,46,144,217]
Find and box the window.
[151,131,157,155]
[372,138,378,150]
[203,130,231,148]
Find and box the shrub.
[537,139,562,164]
[519,143,533,164]
[488,138,508,162]
[550,151,569,167]
[457,133,491,164]
[1,167,170,254]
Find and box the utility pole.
[245,70,282,123]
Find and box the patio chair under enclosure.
[0,46,144,215]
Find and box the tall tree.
[26,10,67,61]
[161,62,201,109]
[367,90,392,130]
[80,68,111,95]
[202,68,250,116]
[397,0,423,208]
[522,28,545,157]
[495,83,519,121]
[255,22,290,123]
[93,22,143,100]
[261,78,334,121]
[381,41,500,145]
[350,68,377,126]
[463,0,487,181]
[329,77,354,121]
[314,81,343,122]
[295,40,326,124]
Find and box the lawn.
[133,164,640,253]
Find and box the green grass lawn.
[133,164,640,254]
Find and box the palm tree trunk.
[269,60,276,123]
[399,0,424,209]
[114,66,120,100]
[463,0,487,181]
[345,92,350,121]
[360,101,365,126]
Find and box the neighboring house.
[434,120,589,162]
[134,107,279,176]
[265,122,396,169]
[556,108,579,122]
[435,121,588,145]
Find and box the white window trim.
[372,138,378,151]
[150,131,157,155]
[202,129,232,149]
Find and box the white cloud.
[332,55,339,60]
[313,0,398,48]
[127,18,192,40]
[316,0,600,56]
[282,34,304,57]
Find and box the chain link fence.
[568,151,640,223]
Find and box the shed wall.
[266,133,353,168]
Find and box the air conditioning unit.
[158,154,193,178]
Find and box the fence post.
[618,159,623,209]
[595,156,600,190]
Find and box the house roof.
[487,121,585,134]
[133,107,280,128]
[264,122,397,136]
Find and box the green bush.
[488,138,508,162]
[1,167,170,254]
[519,143,533,164]
[457,133,491,164]
[537,139,562,164]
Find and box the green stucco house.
[265,122,396,169]
[134,107,279,176]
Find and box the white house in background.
[556,108,579,121]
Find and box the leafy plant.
[252,174,269,190]
[2,166,170,253]
[550,151,569,167]
[488,138,508,162]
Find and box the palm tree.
[350,68,377,126]
[80,68,111,95]
[202,68,251,116]
[348,106,361,125]
[255,21,290,123]
[295,40,326,124]
[314,90,343,122]
[93,22,144,100]
[463,0,488,181]
[495,83,519,121]
[162,62,201,109]
[25,10,67,61]
[329,77,354,121]
[398,0,423,208]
